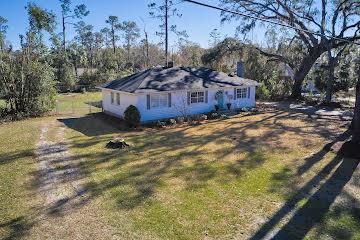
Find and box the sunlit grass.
[54,92,102,115]
[0,118,43,239]
[1,92,357,239]
[63,109,349,239]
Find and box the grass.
[61,107,358,239]
[0,117,44,239]
[1,92,359,239]
[54,91,102,115]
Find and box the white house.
[99,65,259,122]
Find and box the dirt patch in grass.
[25,120,118,240]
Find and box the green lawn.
[1,92,359,239]
[54,91,102,115]
[62,108,359,239]
[0,117,44,239]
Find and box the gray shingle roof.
[101,66,259,93]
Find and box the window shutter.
[187,92,190,105]
[168,93,171,107]
[248,87,251,99]
[234,88,237,100]
[205,90,208,103]
[147,94,150,109]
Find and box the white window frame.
[236,88,247,99]
[150,93,168,109]
[116,93,120,105]
[190,91,205,104]
[110,92,115,104]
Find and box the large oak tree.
[220,0,360,98]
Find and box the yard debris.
[106,138,131,149]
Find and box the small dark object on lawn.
[106,138,131,149]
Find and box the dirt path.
[28,120,118,240]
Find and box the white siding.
[102,86,257,122]
[102,89,137,118]
[137,90,214,122]
[231,86,256,109]
[137,87,256,122]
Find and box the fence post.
[89,104,92,113]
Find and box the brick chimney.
[236,61,244,77]
[167,61,174,68]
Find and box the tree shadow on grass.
[58,112,130,137]
[250,129,359,240]
[0,217,35,240]
[0,149,35,165]
[54,110,349,211]
[0,109,343,239]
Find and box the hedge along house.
[99,63,260,122]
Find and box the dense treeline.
[1,0,360,118]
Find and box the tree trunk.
[145,32,149,68]
[111,24,116,55]
[291,62,315,99]
[0,37,3,63]
[352,69,360,144]
[291,46,326,99]
[325,51,335,103]
[62,13,66,51]
[74,62,78,79]
[127,40,130,63]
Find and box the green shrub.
[220,114,229,120]
[167,118,177,125]
[156,120,166,128]
[124,105,141,128]
[256,84,271,100]
[176,116,185,124]
[207,111,219,119]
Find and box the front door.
[217,91,224,109]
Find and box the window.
[151,94,168,108]
[190,91,205,104]
[116,93,120,105]
[110,92,114,104]
[236,88,247,99]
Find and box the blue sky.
[0,0,264,49]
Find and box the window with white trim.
[190,91,205,104]
[151,94,168,108]
[110,92,114,104]
[236,88,247,99]
[116,93,120,105]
